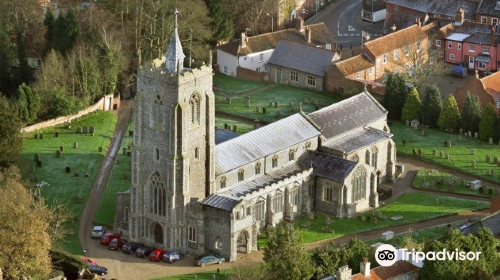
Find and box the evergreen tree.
[421,84,442,128]
[16,31,31,85]
[53,9,79,54]
[0,95,22,167]
[0,25,13,95]
[495,116,500,142]
[401,87,422,123]
[43,8,55,54]
[460,92,482,133]
[437,95,460,131]
[478,102,497,141]
[264,223,314,280]
[17,83,39,123]
[205,0,235,43]
[383,73,409,120]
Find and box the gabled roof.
[217,23,335,56]
[200,194,241,212]
[481,72,500,103]
[308,91,387,140]
[464,33,496,45]
[323,128,393,153]
[386,0,478,19]
[268,40,334,77]
[363,24,426,58]
[300,151,357,182]
[215,128,240,145]
[477,0,500,17]
[334,54,374,76]
[352,260,419,280]
[215,113,320,175]
[460,211,500,236]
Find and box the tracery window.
[188,224,196,242]
[189,94,200,125]
[365,150,370,165]
[148,172,166,216]
[220,176,226,189]
[152,95,164,126]
[238,169,245,182]
[352,167,367,202]
[324,186,334,202]
[272,155,279,168]
[289,149,295,161]
[371,147,378,168]
[291,186,299,206]
[255,162,261,175]
[273,192,283,213]
[254,200,265,221]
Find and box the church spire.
[165,8,186,73]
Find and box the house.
[267,40,339,91]
[475,0,500,26]
[327,260,419,280]
[278,0,328,28]
[460,210,500,238]
[216,19,335,81]
[455,71,500,115]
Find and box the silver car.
[91,226,106,238]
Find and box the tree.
[43,8,56,54]
[53,9,80,54]
[437,95,460,131]
[421,84,442,128]
[0,167,52,279]
[460,92,482,134]
[383,73,409,120]
[230,258,269,280]
[205,0,235,43]
[16,31,32,85]
[478,102,496,141]
[264,223,314,280]
[0,95,22,167]
[495,116,500,142]
[0,25,14,95]
[17,83,40,123]
[401,87,422,122]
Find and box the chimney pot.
[360,260,371,277]
[306,27,312,43]
[391,24,397,32]
[241,32,247,48]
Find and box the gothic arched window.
[272,155,279,168]
[189,94,200,125]
[371,147,378,168]
[156,148,160,161]
[215,236,223,249]
[255,162,261,175]
[188,223,196,242]
[365,150,370,165]
[238,169,245,182]
[220,176,226,189]
[148,172,166,216]
[351,154,359,162]
[352,167,367,202]
[152,95,164,126]
[289,149,295,161]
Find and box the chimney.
[241,32,247,48]
[306,27,311,43]
[416,17,422,27]
[336,265,352,280]
[475,69,479,79]
[297,17,305,32]
[391,24,397,32]
[360,258,371,277]
[456,8,465,24]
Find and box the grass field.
[214,74,343,123]
[94,119,134,226]
[19,111,118,255]
[390,121,500,184]
[257,193,488,247]
[153,269,233,280]
[215,117,254,134]
[413,169,496,198]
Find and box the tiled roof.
[363,24,426,58]
[386,0,478,19]
[200,194,241,211]
[323,128,393,153]
[308,91,387,140]
[268,41,334,77]
[481,71,500,95]
[477,0,500,17]
[215,128,240,145]
[217,23,335,56]
[215,113,320,175]
[465,33,497,45]
[445,22,498,36]
[334,54,374,76]
[460,211,500,236]
[300,151,357,182]
[352,261,419,280]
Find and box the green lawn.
[214,74,343,123]
[390,121,500,184]
[215,117,254,134]
[19,111,118,255]
[413,169,497,198]
[259,193,488,247]
[152,270,232,280]
[94,119,134,226]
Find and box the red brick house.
[454,71,500,116]
[475,0,500,26]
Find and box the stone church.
[115,13,396,262]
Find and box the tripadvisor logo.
[375,244,482,267]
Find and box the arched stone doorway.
[152,223,164,244]
[237,231,249,253]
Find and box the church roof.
[267,40,334,77]
[215,128,240,144]
[323,127,393,153]
[165,10,185,73]
[200,194,241,212]
[300,151,357,182]
[215,114,320,175]
[308,91,387,140]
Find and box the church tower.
[129,9,215,254]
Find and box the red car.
[82,256,97,265]
[100,232,121,246]
[148,249,168,262]
[108,238,128,250]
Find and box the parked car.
[148,249,168,262]
[195,255,225,267]
[82,256,97,265]
[451,64,467,78]
[108,238,128,250]
[88,264,108,276]
[100,232,121,246]
[163,251,185,263]
[122,242,143,254]
[91,226,106,239]
[135,245,155,258]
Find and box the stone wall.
[204,207,233,260]
[268,64,324,91]
[21,94,119,133]
[114,191,130,237]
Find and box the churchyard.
[390,121,500,184]
[19,111,118,255]
[215,117,254,134]
[258,193,489,248]
[413,169,497,198]
[214,74,342,123]
[156,270,233,280]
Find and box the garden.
[413,168,497,198]
[390,121,500,184]
[214,74,343,123]
[19,111,118,255]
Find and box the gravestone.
[446,153,450,160]
[459,128,463,135]
[89,126,95,134]
[65,166,71,173]
[275,102,279,108]
[474,132,478,138]
[98,147,103,152]
[439,151,444,158]
[39,133,44,139]
[263,107,267,114]
[77,127,82,134]
[55,131,59,137]
[83,126,88,134]
[486,155,492,163]
[56,150,61,158]
[123,147,127,155]
[489,137,494,144]
[412,149,417,155]
[468,131,472,137]
[421,130,425,136]
[253,119,260,129]
[315,105,319,111]
[224,123,228,129]
[298,102,303,111]
[60,146,64,152]
[245,97,251,108]
[472,160,477,168]
[471,149,476,156]
[276,110,280,117]
[226,97,231,104]
[289,101,293,107]
[34,153,40,162]
[487,169,492,176]
[406,119,410,126]
[73,142,78,149]
[446,140,451,148]
[34,133,38,139]
[233,125,237,132]
[36,160,42,167]
[418,149,422,156]
[325,217,331,225]
[74,172,79,177]
[255,106,260,113]
[494,157,499,164]
[432,149,437,156]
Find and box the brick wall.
[236,66,266,82]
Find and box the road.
[307,0,386,51]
